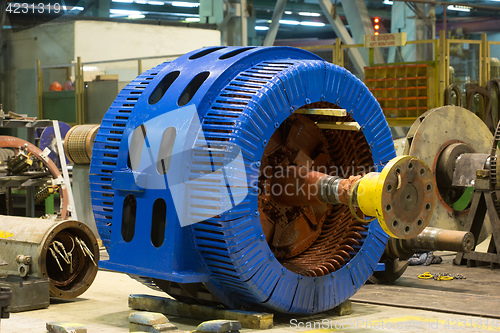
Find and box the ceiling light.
[129,13,145,18]
[284,11,292,15]
[383,0,393,4]
[83,66,100,72]
[447,5,471,12]
[279,19,300,25]
[112,0,133,3]
[255,26,269,31]
[62,5,84,10]
[185,17,200,22]
[135,0,148,3]
[147,1,164,5]
[300,21,325,27]
[171,1,200,7]
[110,9,142,16]
[298,12,320,17]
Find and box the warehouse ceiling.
[4,0,500,40]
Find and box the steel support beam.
[262,0,287,47]
[318,0,366,77]
[341,0,383,65]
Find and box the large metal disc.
[403,106,493,241]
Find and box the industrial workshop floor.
[2,253,500,333]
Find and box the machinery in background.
[372,106,498,282]
[0,135,71,219]
[0,216,99,311]
[89,46,438,314]
[0,116,100,312]
[0,284,11,323]
[454,115,500,267]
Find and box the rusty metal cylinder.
[387,227,475,260]
[0,216,99,299]
[271,156,436,239]
[402,227,475,253]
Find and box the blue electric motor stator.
[90,46,396,314]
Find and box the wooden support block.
[316,121,361,131]
[46,322,86,333]
[129,294,273,330]
[195,320,242,333]
[295,108,347,117]
[330,300,351,316]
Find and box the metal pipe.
[386,227,475,260]
[403,227,475,253]
[0,216,99,299]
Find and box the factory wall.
[2,20,220,125]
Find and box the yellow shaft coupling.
[356,156,436,239]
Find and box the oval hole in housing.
[148,71,180,105]
[157,127,176,174]
[178,72,210,106]
[189,47,226,60]
[151,198,167,248]
[121,194,137,242]
[218,47,255,60]
[127,125,146,171]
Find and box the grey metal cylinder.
[0,216,99,299]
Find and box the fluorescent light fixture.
[447,4,471,12]
[298,12,320,17]
[83,66,100,72]
[129,13,145,18]
[171,1,199,7]
[279,19,300,25]
[135,0,148,3]
[185,17,200,22]
[147,1,164,5]
[63,5,84,10]
[110,9,142,16]
[255,26,269,31]
[383,0,393,4]
[284,10,292,14]
[300,21,325,27]
[112,0,133,3]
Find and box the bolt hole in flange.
[258,102,373,277]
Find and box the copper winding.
[259,102,374,277]
[49,231,87,288]
[64,125,100,165]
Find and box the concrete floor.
[2,254,500,333]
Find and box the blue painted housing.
[90,46,396,313]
